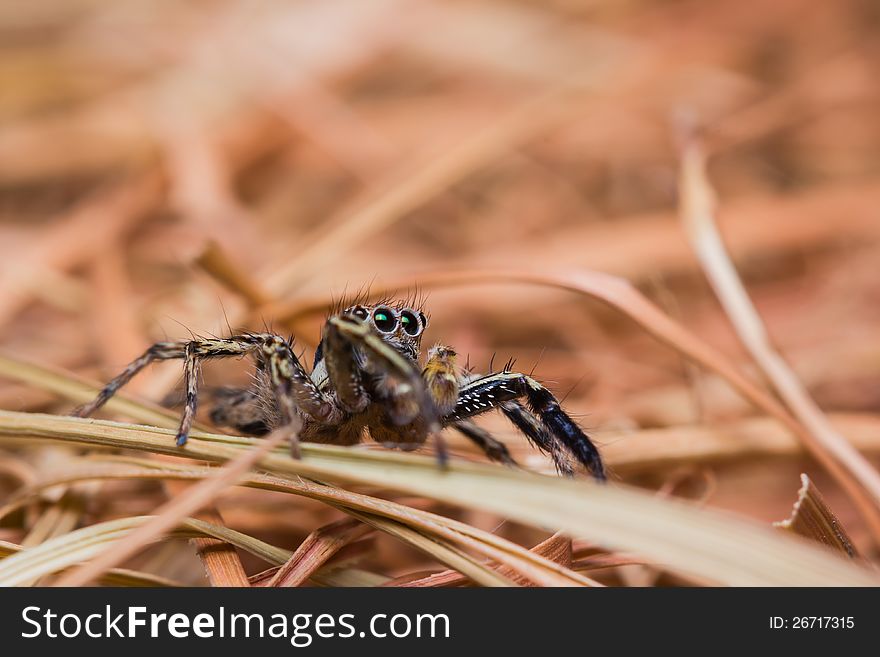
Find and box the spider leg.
[327,316,438,427]
[499,401,574,476]
[209,387,271,435]
[176,343,200,445]
[73,334,337,451]
[327,316,446,462]
[452,420,518,467]
[320,322,369,414]
[447,372,605,480]
[72,341,189,418]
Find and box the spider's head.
[342,302,429,360]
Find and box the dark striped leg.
[448,371,605,481]
[500,401,574,476]
[452,420,517,467]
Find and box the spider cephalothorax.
[73,299,606,480]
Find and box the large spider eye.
[350,306,369,321]
[372,307,397,333]
[400,310,420,336]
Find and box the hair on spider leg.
[528,347,547,378]
[161,315,199,343]
[557,376,587,406]
[218,296,236,338]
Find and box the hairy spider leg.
[177,342,199,446]
[209,387,270,435]
[72,334,336,450]
[327,316,438,427]
[328,315,447,464]
[452,420,518,466]
[499,400,574,476]
[447,372,606,480]
[320,318,370,413]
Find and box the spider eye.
[372,307,397,333]
[351,306,369,321]
[400,310,420,336]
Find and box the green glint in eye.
[400,310,420,335]
[373,308,397,332]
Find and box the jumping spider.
[73,299,605,480]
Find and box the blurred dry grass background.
[1,0,880,586]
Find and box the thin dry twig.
[677,129,880,544]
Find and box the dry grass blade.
[0,352,251,586]
[52,427,290,586]
[268,518,373,587]
[310,568,390,587]
[677,132,880,543]
[572,554,652,572]
[495,532,572,586]
[13,455,597,586]
[17,484,93,586]
[775,474,859,558]
[0,539,184,587]
[2,411,877,586]
[0,453,36,487]
[343,509,518,587]
[382,570,468,588]
[601,413,880,474]
[188,506,251,587]
[394,532,576,588]
[0,516,292,587]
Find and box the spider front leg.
[326,316,440,426]
[327,316,447,461]
[452,420,518,467]
[449,371,606,480]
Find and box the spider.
[72,299,606,480]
